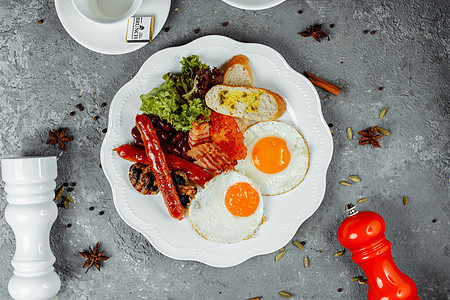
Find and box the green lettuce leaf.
[140,55,216,131]
[180,55,208,74]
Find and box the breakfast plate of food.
[100,35,333,267]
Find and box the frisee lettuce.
[180,55,209,74]
[140,55,220,132]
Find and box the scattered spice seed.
[346,127,353,141]
[89,206,95,211]
[194,28,200,34]
[71,182,77,186]
[279,291,293,298]
[349,276,362,282]
[328,123,333,127]
[300,241,306,246]
[371,31,376,35]
[38,19,44,24]
[68,187,74,192]
[93,116,99,120]
[334,249,345,257]
[358,278,368,284]
[298,10,303,14]
[102,128,107,134]
[304,256,309,268]
[101,102,107,107]
[293,240,304,250]
[349,175,360,182]
[330,24,335,28]
[337,288,342,292]
[275,248,286,261]
[378,87,383,91]
[67,223,72,228]
[432,218,437,223]
[65,195,74,203]
[99,211,105,216]
[63,182,69,187]
[55,194,74,209]
[76,104,84,111]
[70,111,76,116]
[340,181,352,186]
[379,107,388,119]
[163,27,170,32]
[377,127,391,136]
[340,61,343,64]
[54,186,65,201]
[357,198,368,204]
[363,30,368,34]
[99,163,102,169]
[403,196,408,206]
[222,22,228,27]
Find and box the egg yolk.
[252,136,291,174]
[225,182,260,217]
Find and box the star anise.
[46,128,73,151]
[299,25,330,42]
[79,242,110,274]
[358,126,382,148]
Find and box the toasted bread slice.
[222,55,253,87]
[205,85,286,121]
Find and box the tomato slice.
[210,111,247,161]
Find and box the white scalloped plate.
[100,35,333,267]
[220,0,286,10]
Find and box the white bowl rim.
[71,0,143,24]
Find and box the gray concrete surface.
[0,0,449,299]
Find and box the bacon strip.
[188,122,212,147]
[187,143,234,173]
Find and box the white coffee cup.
[72,0,143,24]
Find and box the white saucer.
[221,0,286,10]
[55,0,171,55]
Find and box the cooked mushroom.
[128,163,159,195]
[171,170,197,208]
[129,164,197,205]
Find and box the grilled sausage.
[136,114,185,220]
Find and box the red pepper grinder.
[337,203,420,300]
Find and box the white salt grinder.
[1,157,61,300]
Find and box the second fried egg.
[188,171,264,244]
[235,121,310,196]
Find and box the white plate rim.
[221,0,286,10]
[100,35,333,267]
[54,0,171,55]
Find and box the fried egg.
[235,121,310,196]
[188,171,264,243]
